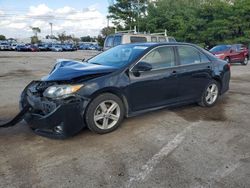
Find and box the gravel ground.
[0,51,250,188]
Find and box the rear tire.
[85,93,125,134]
[199,80,220,107]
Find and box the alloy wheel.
[243,57,248,65]
[205,84,219,105]
[93,100,121,130]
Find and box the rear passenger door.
[175,45,213,101]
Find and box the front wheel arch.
[87,88,129,117]
[224,56,230,63]
[85,92,125,134]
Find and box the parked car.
[91,44,102,51]
[16,44,29,51]
[28,44,39,52]
[104,33,176,50]
[38,44,51,51]
[210,44,249,65]
[79,43,90,50]
[62,44,77,51]
[10,43,17,50]
[20,42,230,138]
[0,42,10,50]
[51,45,63,52]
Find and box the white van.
[103,31,176,51]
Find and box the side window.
[232,45,237,52]
[113,36,122,47]
[200,52,210,63]
[130,36,147,43]
[141,46,175,69]
[151,36,157,42]
[168,37,176,42]
[178,46,201,65]
[158,37,166,42]
[105,36,114,47]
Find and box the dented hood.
[42,59,118,81]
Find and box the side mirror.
[82,58,85,62]
[132,61,152,72]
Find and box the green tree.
[57,31,73,43]
[0,34,6,40]
[101,27,115,37]
[80,36,92,42]
[31,36,40,44]
[30,27,41,37]
[108,0,148,30]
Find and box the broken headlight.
[43,84,83,99]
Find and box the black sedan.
[20,43,230,138]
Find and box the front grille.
[36,82,55,92]
[26,81,58,115]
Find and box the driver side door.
[126,46,179,112]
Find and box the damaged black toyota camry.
[16,42,230,138]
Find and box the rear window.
[168,37,176,42]
[113,36,122,47]
[105,36,114,47]
[158,37,166,42]
[151,36,157,42]
[130,36,147,43]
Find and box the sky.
[0,0,112,39]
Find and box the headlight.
[43,84,83,99]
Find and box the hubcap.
[205,84,218,105]
[94,100,120,130]
[244,57,248,64]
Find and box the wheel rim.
[244,57,248,64]
[205,84,218,105]
[94,100,121,130]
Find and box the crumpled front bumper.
[20,81,88,139]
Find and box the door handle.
[171,70,177,76]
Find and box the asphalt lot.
[0,51,250,188]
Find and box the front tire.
[241,56,248,65]
[199,80,220,107]
[85,93,125,134]
[224,57,230,63]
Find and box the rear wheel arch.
[212,77,222,94]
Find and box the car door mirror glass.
[133,61,152,72]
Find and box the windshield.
[210,45,231,53]
[88,45,148,67]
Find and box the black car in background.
[16,44,30,51]
[20,42,231,138]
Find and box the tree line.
[107,0,250,48]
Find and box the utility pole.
[49,22,53,38]
[132,0,144,33]
[137,0,140,33]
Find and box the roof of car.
[120,42,197,48]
